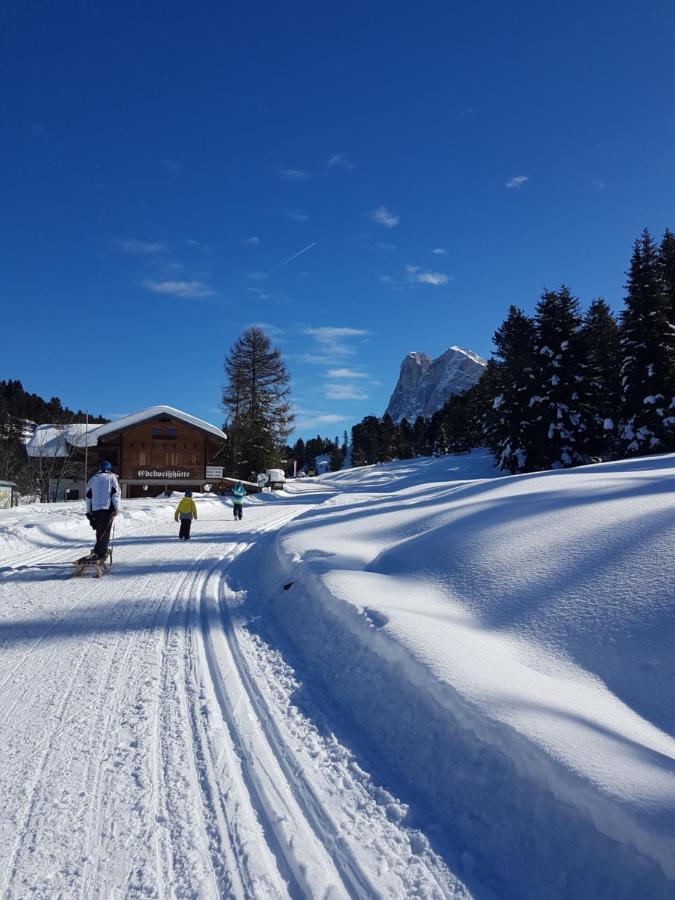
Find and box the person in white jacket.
[85,460,120,560]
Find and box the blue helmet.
[99,460,112,471]
[185,490,193,497]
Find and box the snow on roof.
[26,422,101,457]
[70,405,226,445]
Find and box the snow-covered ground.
[1,451,673,898]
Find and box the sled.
[73,549,113,578]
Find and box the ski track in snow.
[0,496,469,899]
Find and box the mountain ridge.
[385,346,486,423]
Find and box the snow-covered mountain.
[385,346,486,422]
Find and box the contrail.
[269,242,316,274]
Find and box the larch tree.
[222,327,294,479]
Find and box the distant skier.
[232,481,246,520]
[84,460,120,561]
[174,490,197,540]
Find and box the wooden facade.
[86,410,227,498]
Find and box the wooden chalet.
[78,406,228,498]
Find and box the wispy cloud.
[269,242,316,274]
[325,368,368,378]
[293,410,349,430]
[370,205,400,228]
[283,208,310,223]
[590,177,607,190]
[243,236,260,245]
[327,153,356,172]
[160,158,182,173]
[406,265,450,286]
[279,167,310,180]
[114,238,167,254]
[432,247,447,255]
[505,175,528,189]
[248,271,268,281]
[145,280,215,299]
[304,326,369,359]
[248,321,284,338]
[325,383,368,401]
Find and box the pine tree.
[487,305,537,473]
[581,299,621,458]
[397,418,414,459]
[660,229,675,328]
[619,230,675,454]
[380,413,397,461]
[222,327,294,478]
[528,287,588,470]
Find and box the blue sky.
[2,1,674,439]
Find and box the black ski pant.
[93,509,115,559]
[233,504,243,520]
[179,518,192,539]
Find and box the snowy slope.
[1,453,673,898]
[267,452,675,898]
[0,490,469,898]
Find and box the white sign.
[205,466,224,479]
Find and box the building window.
[138,451,147,466]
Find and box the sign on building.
[205,465,224,479]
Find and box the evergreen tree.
[581,299,621,458]
[486,305,537,473]
[397,418,414,459]
[619,230,675,454]
[412,416,429,456]
[379,413,397,461]
[528,287,588,470]
[660,228,675,327]
[222,327,293,478]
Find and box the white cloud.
[248,321,284,338]
[304,326,369,359]
[370,205,400,228]
[160,158,182,173]
[432,247,447,255]
[406,265,450,286]
[248,271,268,281]
[505,175,528,189]
[417,271,449,286]
[283,208,310,223]
[325,368,368,378]
[590,177,607,190]
[243,236,260,245]
[114,238,166,254]
[145,279,215,299]
[327,153,356,172]
[279,168,309,180]
[325,383,368,401]
[293,411,349,430]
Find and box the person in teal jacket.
[232,481,246,520]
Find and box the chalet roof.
[26,423,100,457]
[69,405,226,446]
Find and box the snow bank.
[267,452,675,898]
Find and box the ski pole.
[110,518,116,565]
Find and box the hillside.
[0,451,673,897]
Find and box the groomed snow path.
[0,493,469,899]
